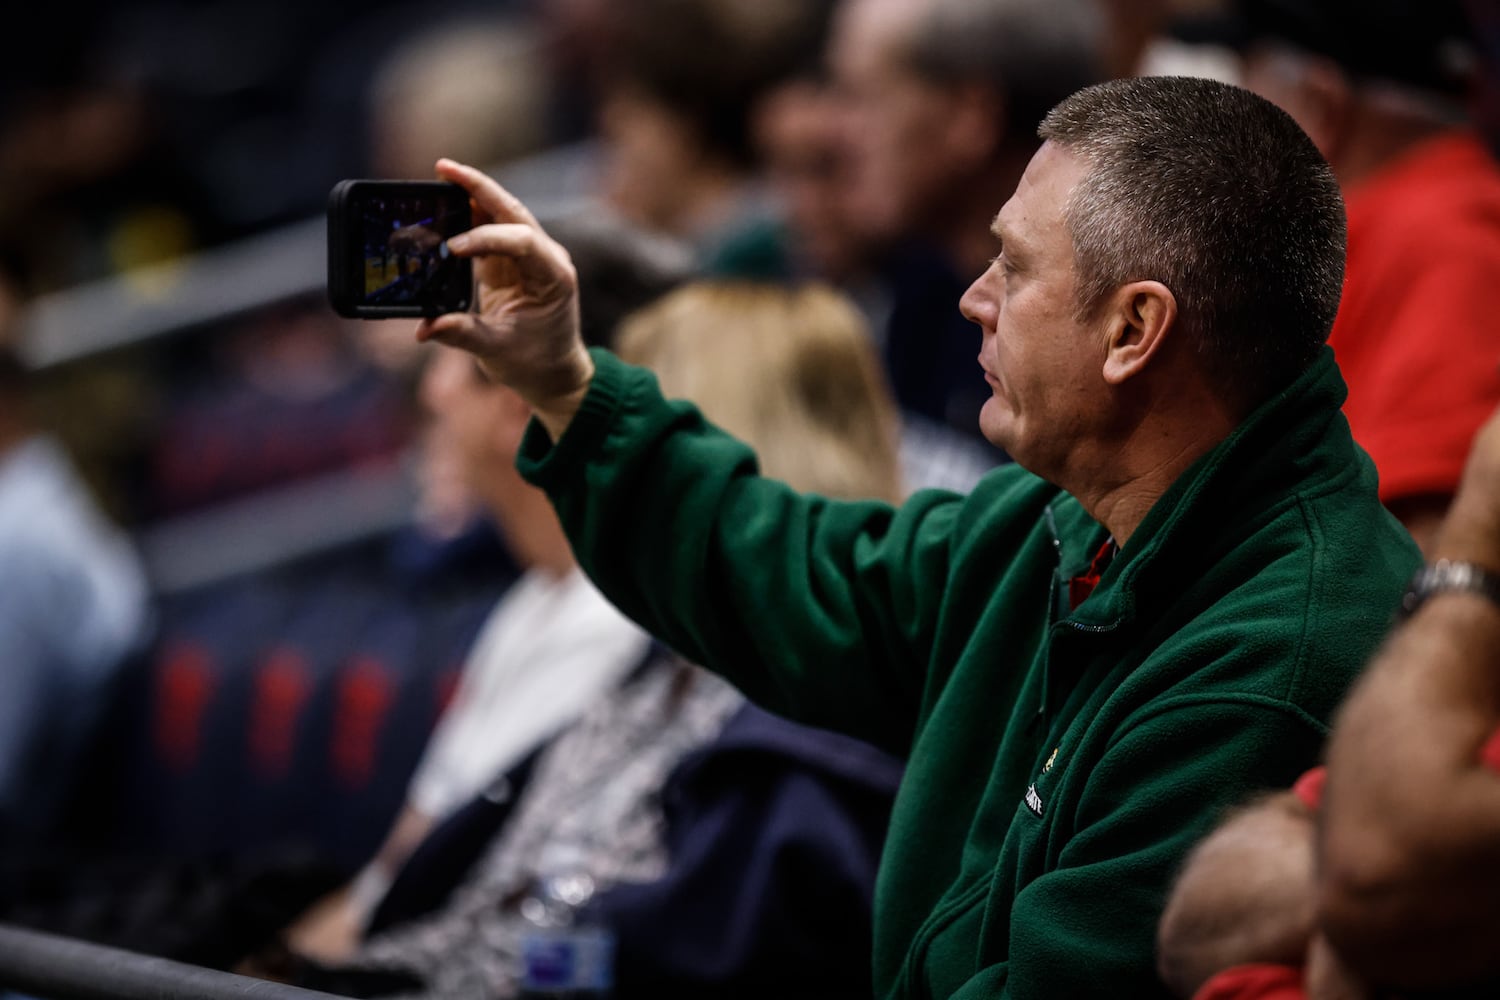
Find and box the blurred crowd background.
[0,0,1499,980]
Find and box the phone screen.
[328,180,472,318]
[357,187,469,307]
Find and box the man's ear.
[1101,280,1177,386]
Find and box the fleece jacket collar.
[1056,346,1354,636]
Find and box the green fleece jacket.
[517,345,1419,999]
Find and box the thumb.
[415,312,489,353]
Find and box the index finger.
[435,158,542,230]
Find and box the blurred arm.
[1156,791,1318,998]
[284,805,436,962]
[1316,411,1500,989]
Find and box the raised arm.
[417,160,968,751]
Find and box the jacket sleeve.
[517,348,968,753]
[951,700,1327,999]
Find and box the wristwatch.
[1399,559,1500,619]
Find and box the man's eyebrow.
[990,215,1024,257]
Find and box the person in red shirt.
[1237,0,1500,556]
[1158,403,1500,999]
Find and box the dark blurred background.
[0,0,580,292]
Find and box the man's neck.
[1083,445,1215,550]
[1070,383,1240,549]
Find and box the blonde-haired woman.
[615,280,902,504]
[308,278,904,999]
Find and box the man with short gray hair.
[416,75,1417,998]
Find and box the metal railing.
[0,924,352,1000]
[13,142,601,372]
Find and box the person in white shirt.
[285,213,688,960]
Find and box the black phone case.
[326,179,358,318]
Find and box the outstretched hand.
[415,158,594,439]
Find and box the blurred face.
[757,80,869,279]
[959,142,1108,477]
[598,87,703,235]
[830,0,963,243]
[418,347,517,495]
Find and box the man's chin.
[977,401,1014,453]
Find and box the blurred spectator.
[613,282,904,502]
[827,0,1106,451]
[753,76,874,287]
[744,39,999,494]
[282,345,652,967]
[1104,0,1243,82]
[0,216,678,968]
[591,0,838,272]
[363,13,554,181]
[1237,0,1500,555]
[0,259,153,849]
[277,281,905,998]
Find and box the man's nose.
[959,276,992,328]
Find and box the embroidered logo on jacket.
[1024,746,1060,817]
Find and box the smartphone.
[327,179,473,319]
